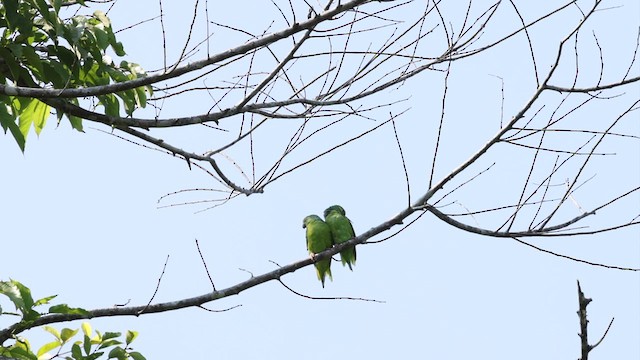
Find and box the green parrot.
[323,205,356,270]
[302,215,334,287]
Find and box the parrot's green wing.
[324,205,356,270]
[303,215,334,287]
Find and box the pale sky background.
[2,1,639,359]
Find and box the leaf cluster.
[0,280,145,360]
[0,0,150,151]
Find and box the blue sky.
[2,1,639,359]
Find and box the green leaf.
[81,322,92,337]
[0,103,25,151]
[67,16,87,44]
[71,343,82,360]
[97,339,121,350]
[33,0,53,23]
[43,325,61,340]
[34,294,57,306]
[98,94,120,117]
[60,328,79,342]
[22,45,45,78]
[32,103,48,136]
[54,45,79,70]
[101,332,121,341]
[134,86,148,108]
[14,280,35,310]
[91,27,109,51]
[37,340,62,358]
[83,334,91,355]
[117,90,136,115]
[68,113,84,132]
[129,351,146,360]
[81,60,109,86]
[0,280,23,308]
[3,345,37,360]
[85,352,104,360]
[105,67,128,82]
[93,11,111,27]
[0,280,41,320]
[111,41,125,57]
[27,29,51,45]
[11,337,31,351]
[7,43,24,57]
[55,99,84,132]
[17,106,33,140]
[107,346,126,360]
[48,304,91,317]
[0,47,24,80]
[12,97,50,140]
[3,0,21,32]
[23,310,41,322]
[41,60,68,87]
[33,17,55,41]
[52,0,62,13]
[94,330,103,341]
[125,330,138,345]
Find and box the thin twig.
[138,255,170,315]
[196,239,216,291]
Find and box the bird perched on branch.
[303,215,334,287]
[324,205,357,270]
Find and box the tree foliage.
[0,280,145,360]
[1,0,639,359]
[0,0,149,151]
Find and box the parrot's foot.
[309,253,317,261]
